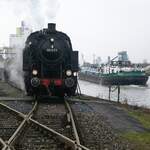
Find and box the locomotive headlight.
[50,38,54,42]
[32,70,38,75]
[73,72,78,76]
[66,70,72,76]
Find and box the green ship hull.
[79,71,149,85]
[100,71,148,85]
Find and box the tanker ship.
[79,51,149,85]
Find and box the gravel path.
[84,101,147,133]
[71,101,132,150]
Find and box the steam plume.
[2,0,61,91]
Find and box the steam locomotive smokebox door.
[71,51,78,71]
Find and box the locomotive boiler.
[23,23,78,97]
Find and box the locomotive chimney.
[48,23,56,32]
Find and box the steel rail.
[29,118,90,150]
[65,100,85,150]
[0,101,90,150]
[0,101,78,149]
[0,138,6,146]
[0,102,25,118]
[30,118,77,149]
[76,144,90,150]
[0,138,7,150]
[0,97,33,101]
[7,101,38,145]
[0,101,82,149]
[2,101,38,150]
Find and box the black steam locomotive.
[23,23,78,97]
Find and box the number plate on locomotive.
[46,48,58,52]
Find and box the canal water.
[79,79,150,108]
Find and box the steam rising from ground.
[2,0,60,91]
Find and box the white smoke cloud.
[41,0,61,23]
[2,0,61,91]
[0,0,61,29]
[6,33,28,91]
[7,49,25,90]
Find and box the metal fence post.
[117,85,120,103]
[109,85,111,101]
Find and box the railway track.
[0,98,90,150]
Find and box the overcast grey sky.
[0,0,150,63]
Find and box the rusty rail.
[65,100,82,150]
[0,100,90,150]
[0,138,7,150]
